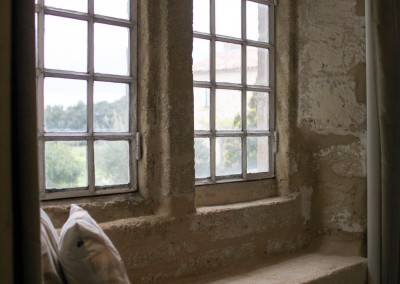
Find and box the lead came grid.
[35,0,138,199]
[193,0,275,183]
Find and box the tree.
[45,142,85,188]
[44,95,130,188]
[94,141,129,186]
[224,92,263,173]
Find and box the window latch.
[135,132,142,160]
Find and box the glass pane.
[193,0,210,33]
[247,136,269,173]
[193,38,210,82]
[94,140,130,186]
[94,0,129,20]
[247,91,269,130]
[44,78,87,132]
[247,46,269,86]
[94,82,129,132]
[194,88,210,130]
[44,15,87,72]
[45,0,87,12]
[216,42,241,84]
[216,89,241,130]
[247,2,269,43]
[216,137,241,176]
[94,24,129,75]
[216,0,241,38]
[45,141,88,189]
[195,138,210,178]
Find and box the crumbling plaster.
[295,0,367,235]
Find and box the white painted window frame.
[194,0,276,185]
[35,0,138,200]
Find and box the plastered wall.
[295,0,367,235]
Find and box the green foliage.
[95,141,129,185]
[221,137,241,175]
[194,92,265,177]
[94,96,128,131]
[223,93,259,174]
[45,96,128,132]
[45,101,86,131]
[194,139,210,178]
[44,96,129,188]
[45,142,86,189]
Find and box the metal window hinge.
[135,132,142,160]
[273,131,278,153]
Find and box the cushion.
[40,208,65,284]
[58,204,130,284]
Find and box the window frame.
[193,0,276,185]
[35,0,138,200]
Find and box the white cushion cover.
[58,204,130,284]
[40,208,65,284]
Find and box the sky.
[38,0,269,108]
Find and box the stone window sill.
[195,178,277,207]
[41,192,152,229]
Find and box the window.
[193,0,275,184]
[35,0,138,200]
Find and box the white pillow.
[58,204,130,284]
[40,208,65,284]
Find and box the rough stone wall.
[138,0,195,217]
[296,0,367,235]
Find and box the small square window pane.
[193,38,210,82]
[45,16,87,72]
[45,0,87,12]
[216,42,241,84]
[216,137,241,176]
[247,46,269,86]
[194,0,210,33]
[94,82,129,132]
[45,141,88,189]
[44,78,87,132]
[247,136,269,173]
[247,91,269,130]
[195,138,210,178]
[95,140,130,186]
[94,0,129,20]
[94,24,130,75]
[247,2,269,43]
[216,0,241,38]
[194,88,210,130]
[216,89,241,130]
